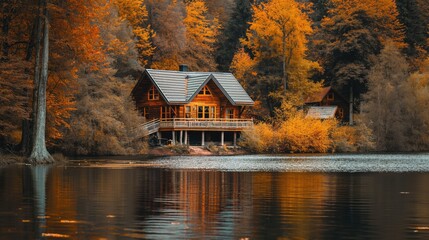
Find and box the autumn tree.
[148,0,186,70]
[61,0,147,155]
[182,0,219,71]
[113,0,155,66]
[215,0,253,71]
[361,42,409,151]
[0,0,32,146]
[317,0,405,124]
[233,0,320,119]
[400,58,429,151]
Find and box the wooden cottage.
[305,86,350,122]
[131,66,254,146]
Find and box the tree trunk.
[21,0,44,155]
[349,84,354,125]
[282,28,287,92]
[28,0,53,164]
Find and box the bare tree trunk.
[28,0,53,164]
[21,0,44,155]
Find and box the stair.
[140,118,160,136]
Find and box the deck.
[158,118,254,131]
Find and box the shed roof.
[144,69,254,106]
[305,87,332,103]
[306,106,338,119]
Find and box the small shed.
[304,86,349,122]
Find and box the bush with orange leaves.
[240,113,374,153]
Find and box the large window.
[197,105,216,119]
[161,106,177,119]
[148,85,159,100]
[199,86,211,95]
[161,106,169,119]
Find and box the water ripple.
[145,153,429,172]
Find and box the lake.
[2,154,429,239]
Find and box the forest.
[1,0,429,161]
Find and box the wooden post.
[184,131,188,145]
[221,131,224,146]
[180,130,183,145]
[172,131,176,145]
[157,131,161,145]
[233,132,237,147]
[201,131,205,146]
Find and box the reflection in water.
[1,156,429,239]
[31,165,50,238]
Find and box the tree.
[244,0,316,92]
[183,0,219,71]
[317,0,405,124]
[148,0,186,70]
[113,0,155,66]
[0,0,33,147]
[401,58,429,151]
[215,0,253,71]
[395,0,429,58]
[28,0,53,163]
[233,0,320,119]
[361,42,409,151]
[61,0,147,155]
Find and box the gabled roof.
[306,106,338,119]
[143,69,254,106]
[305,86,332,103]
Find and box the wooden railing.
[159,118,253,130]
[138,118,160,136]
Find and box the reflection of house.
[131,65,254,146]
[304,87,349,122]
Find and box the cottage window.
[161,106,170,119]
[185,106,191,118]
[226,108,234,119]
[338,107,344,119]
[199,86,211,95]
[210,106,216,118]
[327,92,334,101]
[148,85,159,100]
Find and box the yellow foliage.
[240,123,275,153]
[230,48,256,81]
[277,113,336,153]
[240,112,338,153]
[331,119,375,152]
[184,0,219,50]
[113,0,155,65]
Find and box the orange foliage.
[240,112,337,153]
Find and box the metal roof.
[145,69,254,106]
[306,106,338,119]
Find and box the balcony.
[158,118,254,131]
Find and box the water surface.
[1,154,429,239]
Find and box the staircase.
[140,118,160,136]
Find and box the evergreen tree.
[317,0,405,124]
[215,0,253,71]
